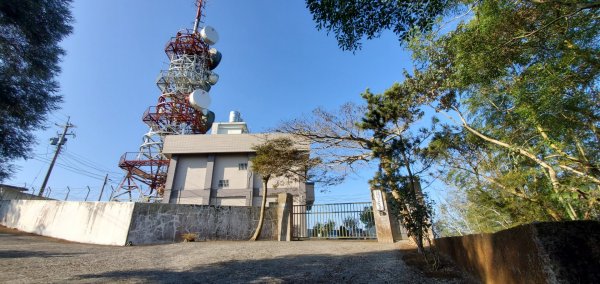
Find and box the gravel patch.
[0,228,466,283]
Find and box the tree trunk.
[250,179,269,241]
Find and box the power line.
[55,157,108,179]
[33,153,122,181]
[32,157,107,182]
[61,150,122,175]
[57,156,109,178]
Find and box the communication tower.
[113,0,221,201]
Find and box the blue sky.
[7,0,420,203]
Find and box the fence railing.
[292,202,376,240]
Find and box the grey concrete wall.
[0,200,134,246]
[126,203,278,245]
[435,221,600,284]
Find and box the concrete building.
[161,116,314,207]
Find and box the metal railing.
[292,202,376,240]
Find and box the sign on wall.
[373,190,385,212]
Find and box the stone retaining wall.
[126,203,277,244]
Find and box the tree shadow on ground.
[74,249,468,283]
[0,250,84,259]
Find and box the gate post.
[277,193,293,241]
[371,189,402,243]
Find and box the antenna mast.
[193,0,204,34]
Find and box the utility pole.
[98,174,108,201]
[39,117,75,197]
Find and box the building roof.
[162,133,309,156]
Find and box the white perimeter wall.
[0,200,134,246]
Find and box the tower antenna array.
[114,0,222,201]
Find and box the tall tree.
[280,91,438,257]
[249,137,320,241]
[0,0,73,181]
[306,0,600,230]
[360,83,437,261]
[277,93,438,257]
[412,0,600,221]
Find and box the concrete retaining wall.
[0,200,134,246]
[0,200,278,246]
[126,203,277,245]
[435,221,600,284]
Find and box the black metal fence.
[292,202,377,240]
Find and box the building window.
[218,180,229,188]
[238,163,248,170]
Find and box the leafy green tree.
[0,0,73,180]
[428,128,557,232]
[306,0,452,51]
[340,217,358,237]
[311,220,336,237]
[359,83,438,260]
[322,219,336,236]
[277,88,438,255]
[312,222,324,237]
[306,0,600,231]
[342,216,358,230]
[359,206,375,229]
[433,185,516,237]
[249,137,320,241]
[413,0,600,222]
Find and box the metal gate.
[292,202,377,240]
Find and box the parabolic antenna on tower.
[208,48,222,70]
[201,26,219,45]
[208,72,219,85]
[189,89,211,110]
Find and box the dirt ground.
[0,226,469,283]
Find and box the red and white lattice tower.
[114,0,221,201]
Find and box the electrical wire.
[32,156,106,181]
[32,150,123,182]
[62,150,122,175]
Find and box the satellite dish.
[206,110,215,126]
[189,89,211,110]
[208,48,222,70]
[199,81,211,92]
[208,72,219,85]
[200,26,219,45]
